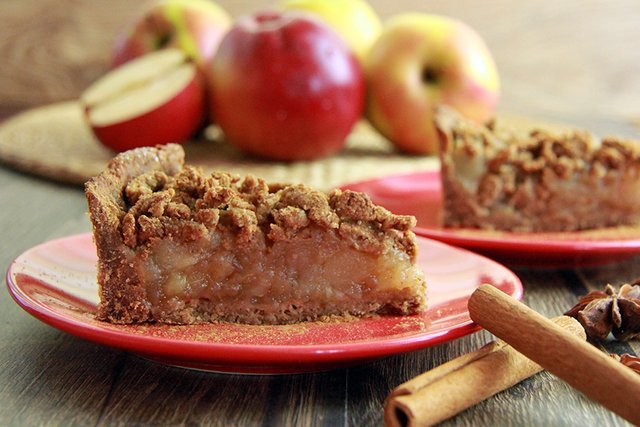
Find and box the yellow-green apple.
[208,11,365,161]
[81,48,206,152]
[366,13,500,155]
[112,0,232,70]
[279,0,381,64]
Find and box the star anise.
[610,353,640,375]
[565,282,640,341]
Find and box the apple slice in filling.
[136,225,425,324]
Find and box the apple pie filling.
[137,225,423,324]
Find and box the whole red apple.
[112,0,232,70]
[208,11,365,161]
[366,13,500,155]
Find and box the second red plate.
[342,171,640,267]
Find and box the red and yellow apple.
[81,48,206,152]
[366,13,500,155]
[278,0,382,64]
[112,0,232,70]
[208,11,365,161]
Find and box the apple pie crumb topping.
[119,159,418,258]
[440,108,640,179]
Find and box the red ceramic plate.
[342,171,640,267]
[6,233,522,374]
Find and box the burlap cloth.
[0,101,438,190]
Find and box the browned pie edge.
[85,144,185,322]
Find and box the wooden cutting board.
[0,101,438,190]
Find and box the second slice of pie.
[435,107,640,232]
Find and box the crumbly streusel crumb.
[440,107,640,177]
[119,162,418,257]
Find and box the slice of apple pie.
[435,107,640,232]
[85,144,426,324]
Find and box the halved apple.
[81,48,205,152]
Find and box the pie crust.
[435,107,640,232]
[85,144,427,324]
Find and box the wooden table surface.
[1,1,639,426]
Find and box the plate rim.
[6,232,523,372]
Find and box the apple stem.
[155,33,172,49]
[421,67,439,85]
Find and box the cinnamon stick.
[468,284,640,425]
[384,316,584,427]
